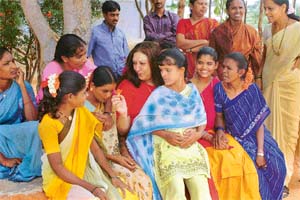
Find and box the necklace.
[57,111,73,124]
[271,19,289,56]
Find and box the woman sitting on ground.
[0,47,42,182]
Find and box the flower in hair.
[41,74,60,98]
[85,72,92,86]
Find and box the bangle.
[255,75,262,79]
[257,152,264,157]
[103,111,112,116]
[111,176,119,179]
[214,126,225,132]
[90,186,98,194]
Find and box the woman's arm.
[16,69,37,120]
[176,33,209,52]
[256,124,266,168]
[213,112,229,149]
[180,125,206,148]
[153,130,184,146]
[47,152,97,193]
[48,152,108,199]
[90,139,133,195]
[112,95,131,136]
[105,154,136,171]
[292,56,300,70]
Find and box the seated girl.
[38,71,137,200]
[0,47,42,182]
[191,47,261,200]
[214,52,286,200]
[127,48,211,200]
[85,66,153,200]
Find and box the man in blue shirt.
[88,0,129,78]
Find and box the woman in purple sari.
[213,52,286,200]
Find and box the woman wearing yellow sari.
[38,71,137,200]
[262,0,300,197]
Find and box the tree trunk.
[134,0,144,19]
[209,0,212,18]
[177,0,185,18]
[63,0,91,43]
[292,0,296,9]
[258,0,264,38]
[20,0,59,71]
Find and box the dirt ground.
[0,168,299,200]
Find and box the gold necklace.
[271,19,289,56]
[57,111,73,124]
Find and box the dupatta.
[126,83,206,200]
[40,107,103,199]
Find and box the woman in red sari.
[176,0,218,79]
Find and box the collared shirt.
[143,10,179,45]
[88,21,129,77]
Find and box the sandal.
[282,186,289,198]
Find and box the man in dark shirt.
[143,0,179,45]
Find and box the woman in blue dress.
[0,47,42,181]
[213,52,286,200]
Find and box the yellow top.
[38,107,102,199]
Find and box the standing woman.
[214,52,286,200]
[209,0,262,86]
[262,0,300,195]
[176,0,218,79]
[0,47,42,182]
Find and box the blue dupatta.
[0,81,42,181]
[126,83,207,200]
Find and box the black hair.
[196,46,218,62]
[38,71,86,120]
[54,34,86,63]
[90,66,116,87]
[226,0,246,10]
[224,52,248,78]
[102,0,120,14]
[0,47,10,60]
[271,0,300,21]
[119,41,163,87]
[159,41,176,51]
[189,0,209,17]
[158,48,188,78]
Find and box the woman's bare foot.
[0,153,22,168]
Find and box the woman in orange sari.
[176,0,218,79]
[209,0,262,86]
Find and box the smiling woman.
[209,0,262,88]
[262,0,300,197]
[36,34,96,103]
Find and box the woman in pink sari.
[176,0,218,79]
